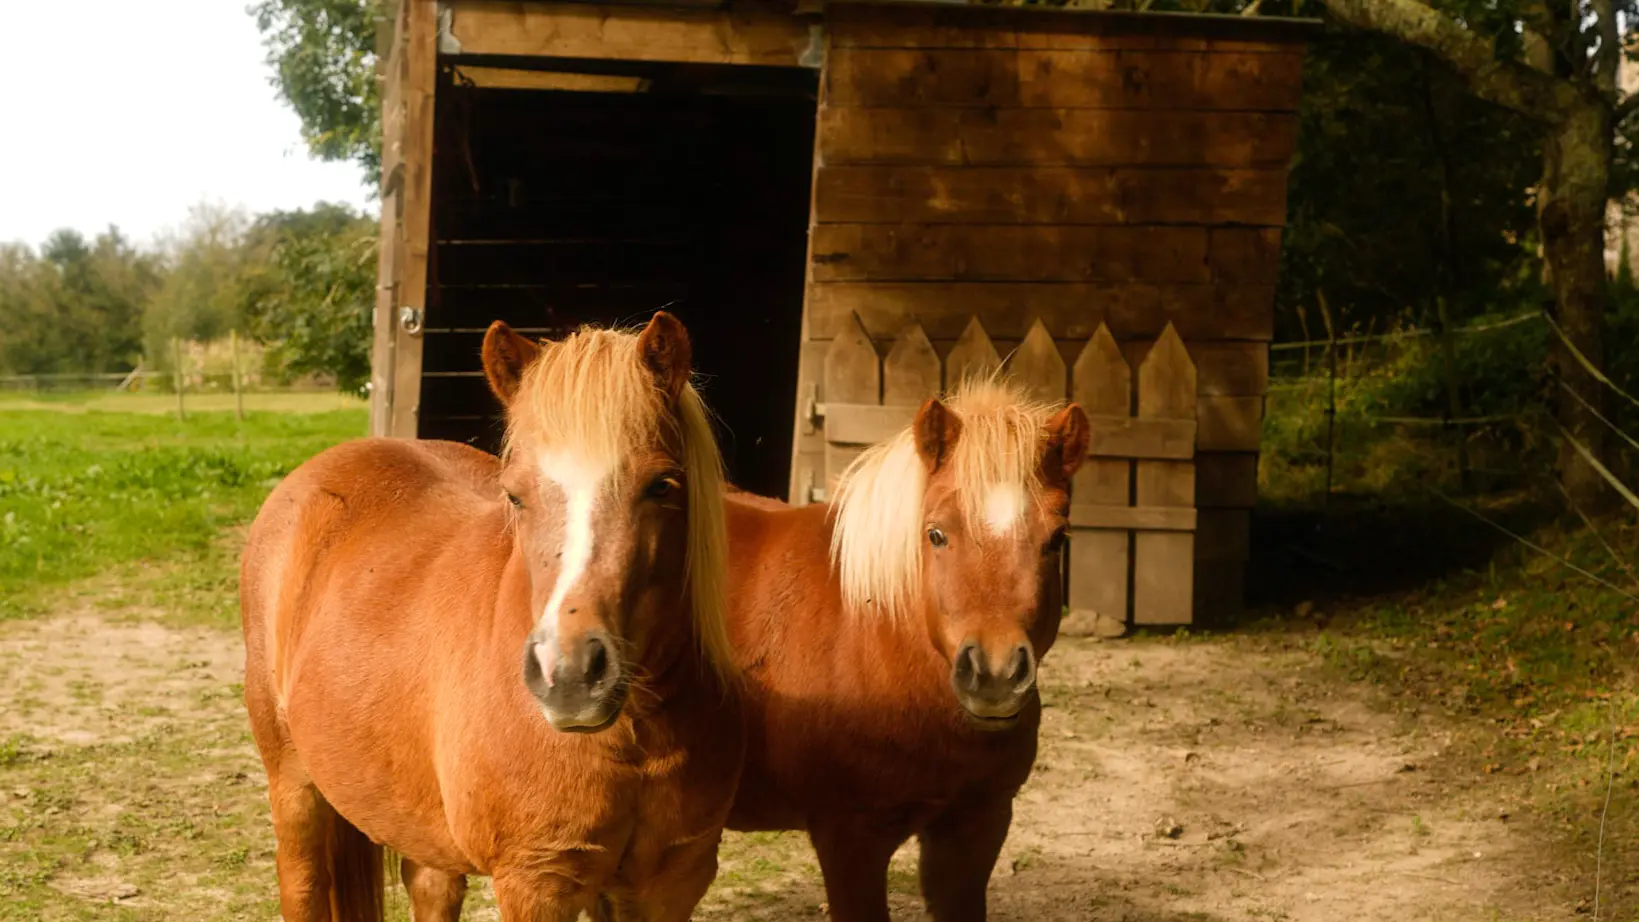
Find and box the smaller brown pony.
[724,379,1089,922]
[240,312,742,921]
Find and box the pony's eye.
[646,476,680,500]
[505,491,524,509]
[1046,528,1069,554]
[927,526,948,549]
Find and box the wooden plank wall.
[791,4,1305,618]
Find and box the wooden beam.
[820,402,915,446]
[391,0,437,439]
[1086,415,1196,461]
[446,1,813,66]
[1071,504,1198,531]
[452,65,648,92]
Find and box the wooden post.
[1067,324,1133,637]
[229,329,245,421]
[1133,324,1197,625]
[945,316,1002,389]
[172,337,186,421]
[821,312,883,493]
[1008,318,1067,402]
[883,321,940,407]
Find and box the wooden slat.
[446,1,813,66]
[827,49,1305,111]
[394,0,438,439]
[429,282,689,329]
[812,166,1289,226]
[452,66,649,93]
[821,402,917,446]
[818,107,1301,168]
[823,312,882,486]
[1086,415,1195,460]
[1197,395,1263,451]
[788,340,830,505]
[1068,323,1131,632]
[1210,227,1284,283]
[809,225,1210,283]
[825,3,1312,53]
[1071,504,1197,531]
[806,282,1275,342]
[882,322,941,407]
[1121,339,1268,397]
[1197,452,1260,508]
[1009,318,1068,401]
[945,316,1002,386]
[436,240,695,286]
[1133,324,1196,625]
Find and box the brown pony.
[239,312,742,921]
[724,379,1089,922]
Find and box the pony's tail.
[327,816,385,921]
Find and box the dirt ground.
[0,612,1596,921]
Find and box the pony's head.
[830,379,1089,730]
[482,312,731,733]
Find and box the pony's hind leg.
[264,765,340,922]
[916,796,1013,922]
[402,856,467,922]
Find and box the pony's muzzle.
[522,629,627,732]
[951,640,1037,728]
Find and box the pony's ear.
[481,320,542,406]
[913,398,963,474]
[637,310,693,401]
[1042,404,1091,486]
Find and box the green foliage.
[0,402,365,619]
[238,203,378,393]
[251,0,383,180]
[143,205,252,365]
[0,229,160,376]
[1278,29,1545,341]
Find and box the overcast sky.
[0,0,374,249]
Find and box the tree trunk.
[1538,100,1613,509]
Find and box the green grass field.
[0,392,367,621]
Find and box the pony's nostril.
[584,637,609,686]
[1008,645,1034,686]
[954,644,981,690]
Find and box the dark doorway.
[420,63,818,499]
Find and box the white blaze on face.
[983,484,1026,534]
[535,452,609,661]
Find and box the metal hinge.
[436,3,462,55]
[801,383,825,434]
[398,306,424,337]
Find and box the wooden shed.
[367,0,1311,626]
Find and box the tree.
[251,0,384,180]
[144,205,251,365]
[0,228,159,377]
[239,203,378,393]
[1308,0,1634,506]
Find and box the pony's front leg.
[401,856,467,922]
[916,796,1013,922]
[607,836,720,922]
[492,870,599,922]
[809,818,903,922]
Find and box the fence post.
[172,337,186,421]
[1435,295,1471,493]
[1318,291,1337,506]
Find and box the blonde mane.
[502,326,734,681]
[828,377,1061,620]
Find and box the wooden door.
[369,0,437,438]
